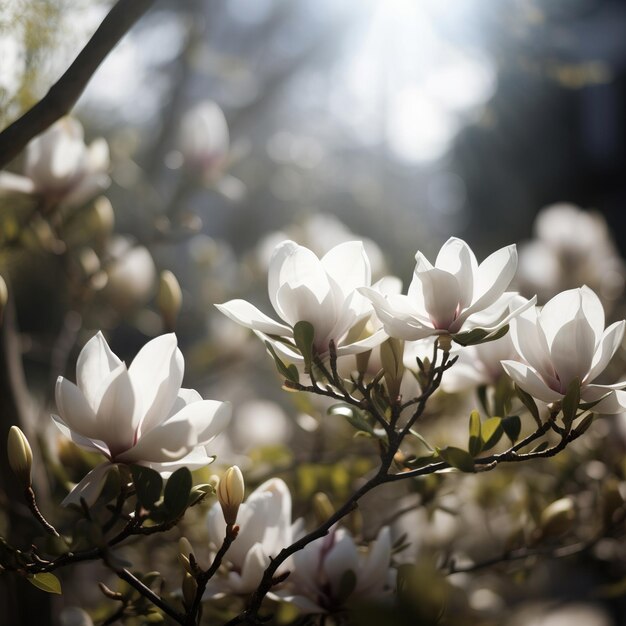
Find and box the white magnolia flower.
[54,332,231,506]
[501,286,626,413]
[276,526,396,614]
[360,237,531,342]
[179,101,229,179]
[205,478,300,595]
[0,117,110,209]
[217,240,385,360]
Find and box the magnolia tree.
[1,9,626,626]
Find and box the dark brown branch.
[0,0,156,168]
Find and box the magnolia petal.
[336,328,388,356]
[143,444,216,476]
[216,300,291,336]
[580,286,606,344]
[62,173,110,208]
[118,400,231,463]
[237,543,271,593]
[509,303,555,381]
[464,245,517,319]
[501,360,562,403]
[582,385,626,414]
[0,171,36,195]
[324,531,359,599]
[587,320,625,384]
[435,238,478,309]
[167,387,203,418]
[356,527,392,595]
[129,334,184,435]
[76,331,122,414]
[321,241,371,299]
[547,308,596,386]
[268,240,300,320]
[96,364,137,457]
[418,268,462,330]
[50,414,110,457]
[61,462,112,507]
[55,376,101,440]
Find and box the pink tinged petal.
[61,462,112,507]
[324,531,359,600]
[549,308,598,388]
[463,245,517,319]
[435,238,478,309]
[76,331,122,414]
[55,376,101,440]
[51,414,110,457]
[216,300,291,336]
[581,386,626,414]
[96,364,137,458]
[118,400,231,464]
[418,268,462,330]
[587,321,626,384]
[129,333,184,435]
[321,241,371,298]
[355,527,392,595]
[501,361,562,403]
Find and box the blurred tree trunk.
[0,295,55,626]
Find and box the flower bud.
[313,492,334,525]
[217,465,244,525]
[178,536,194,574]
[539,497,575,538]
[0,274,7,322]
[157,270,182,331]
[182,572,197,608]
[7,426,33,487]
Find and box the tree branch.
[0,0,156,168]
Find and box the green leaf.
[502,415,521,443]
[573,413,595,436]
[328,404,375,436]
[403,454,437,469]
[561,378,581,427]
[265,341,299,383]
[477,385,490,416]
[452,325,509,347]
[163,467,192,520]
[515,385,541,426]
[468,410,483,456]
[130,465,163,510]
[293,321,315,373]
[28,573,62,595]
[438,446,475,472]
[481,416,503,450]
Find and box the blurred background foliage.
[2,0,626,624]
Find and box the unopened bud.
[157,270,182,332]
[178,537,194,573]
[313,492,334,525]
[7,426,33,487]
[182,572,197,607]
[539,497,575,538]
[217,465,244,526]
[0,274,7,322]
[380,337,405,399]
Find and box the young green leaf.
[502,415,522,443]
[163,467,192,520]
[28,573,62,595]
[265,341,299,383]
[293,321,315,373]
[468,410,483,456]
[481,416,503,450]
[561,378,581,427]
[328,404,375,436]
[130,465,163,509]
[515,384,541,426]
[438,446,475,472]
